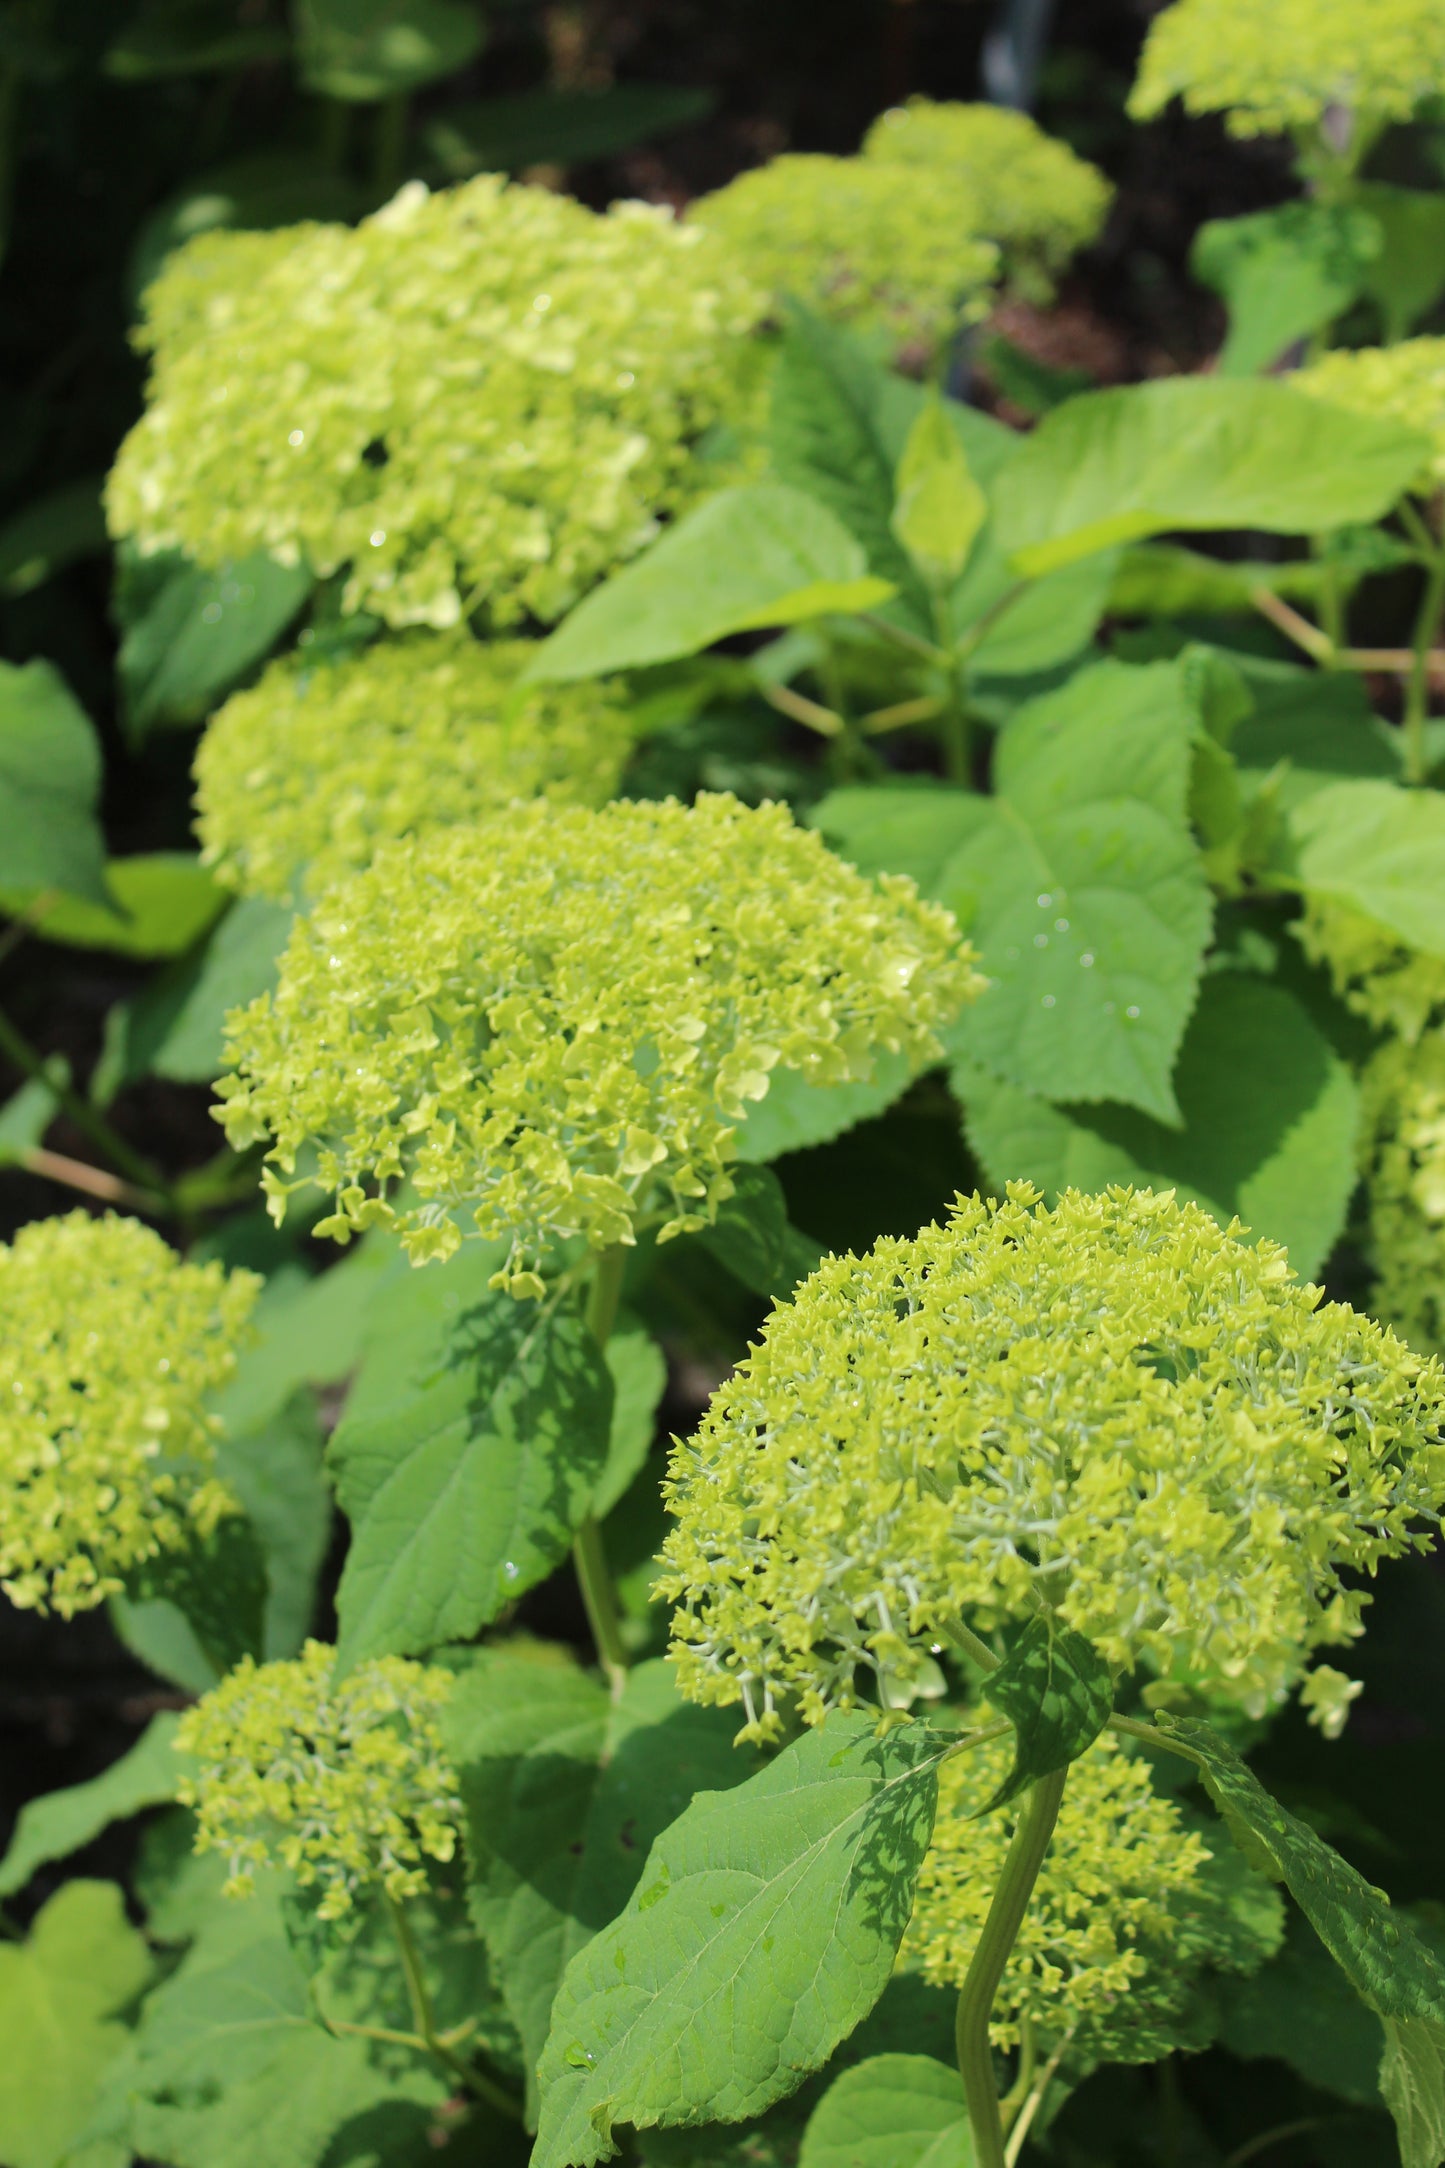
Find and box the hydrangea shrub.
[1295,341,1445,486]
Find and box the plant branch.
[1404,551,1445,786]
[0,1003,169,1200]
[1249,588,1333,662]
[955,1768,1068,2168]
[946,1621,1002,1674]
[384,1895,523,2122]
[758,680,844,738]
[1108,1712,1205,1767]
[10,1146,161,1215]
[1003,2028,1075,2167]
[1222,2115,1339,2166]
[572,1244,631,1698]
[861,694,944,735]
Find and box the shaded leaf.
[331,1268,613,1669]
[733,1049,918,1164]
[112,893,293,1086]
[799,2055,972,2168]
[980,1618,1112,1814]
[0,1058,65,1166]
[1216,1912,1386,2108]
[0,659,108,906]
[16,854,226,957]
[957,973,1360,1279]
[124,1512,268,1677]
[812,784,991,898]
[0,476,107,598]
[116,547,312,737]
[0,1715,186,1899]
[105,1,288,78]
[533,1712,944,2168]
[1231,664,1395,813]
[529,486,896,683]
[425,86,713,177]
[295,0,484,100]
[698,1163,822,1299]
[1192,203,1379,376]
[1355,184,1445,342]
[595,1322,668,1521]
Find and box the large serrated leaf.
[957,972,1360,1279]
[1283,778,1445,957]
[528,485,896,683]
[979,1618,1112,1814]
[996,379,1429,579]
[938,662,1212,1122]
[331,1275,613,1670]
[733,1049,919,1164]
[812,784,992,898]
[533,1713,944,2168]
[0,658,108,906]
[448,1654,756,2122]
[1160,1715,1445,2168]
[799,2054,972,2168]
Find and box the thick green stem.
[1404,549,1445,787]
[0,1002,169,1201]
[572,1244,630,1696]
[954,1768,1068,2168]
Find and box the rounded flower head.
[175,1640,462,1920]
[1295,342,1445,488]
[691,156,999,353]
[1297,897,1445,1045]
[194,630,634,904]
[906,1729,1280,2057]
[1129,0,1445,146]
[661,1185,1445,1739]
[0,1212,258,1616]
[217,793,979,1290]
[106,176,766,632]
[862,100,1110,300]
[1360,1033,1445,1355]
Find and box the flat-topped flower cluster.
[195,630,633,904]
[216,792,979,1291]
[0,1212,257,1616]
[662,1185,1445,1739]
[107,175,765,632]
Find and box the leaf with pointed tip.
[978,1619,1112,1813]
[594,1322,668,1521]
[697,1164,822,1299]
[0,1714,186,1898]
[533,1713,945,2168]
[891,400,986,590]
[1283,779,1445,957]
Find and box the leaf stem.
[573,1245,631,1698]
[0,1002,170,1201]
[955,1768,1068,2168]
[384,1894,523,2122]
[1108,1712,1205,1767]
[946,1620,1001,1674]
[12,1145,160,1215]
[1404,549,1445,786]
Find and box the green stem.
[373,93,409,196]
[0,1002,169,1201]
[572,1244,630,1697]
[954,1769,1067,2168]
[1222,2116,1337,2167]
[385,1895,523,2122]
[1404,549,1445,787]
[946,1620,1001,1674]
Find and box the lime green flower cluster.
[863,100,1112,301]
[1297,896,1445,1044]
[107,176,765,632]
[217,794,978,1291]
[1129,0,1445,149]
[0,1212,258,1617]
[194,631,634,904]
[661,1186,1445,1741]
[1295,341,1445,487]
[906,1731,1278,2056]
[175,1640,462,1920]
[691,156,1000,352]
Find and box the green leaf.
[891,399,987,590]
[963,549,1119,681]
[995,379,1429,579]
[980,1618,1112,1814]
[116,547,312,737]
[1107,542,1333,622]
[958,973,1360,1280]
[533,1713,944,2168]
[0,1715,185,1899]
[295,0,484,100]
[0,476,107,598]
[83,1882,446,2168]
[799,2055,972,2168]
[424,85,714,177]
[1216,1912,1387,2108]
[697,1163,822,1299]
[105,0,289,78]
[215,1235,412,1436]
[0,659,108,906]
[449,1654,757,2123]
[938,660,1213,1122]
[0,1058,65,1166]
[528,485,896,683]
[733,1048,918,1164]
[128,153,367,309]
[1283,779,1445,956]
[224,1390,333,1660]
[1191,203,1380,376]
[1355,184,1445,343]
[812,784,992,897]
[331,1264,613,1669]
[12,853,226,957]
[1231,662,1396,814]
[1159,1714,1445,2168]
[117,893,294,1086]
[594,1321,668,1521]
[125,1512,268,1676]
[0,1882,151,2168]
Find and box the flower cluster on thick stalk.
[216,791,981,1291]
[0,1212,257,1616]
